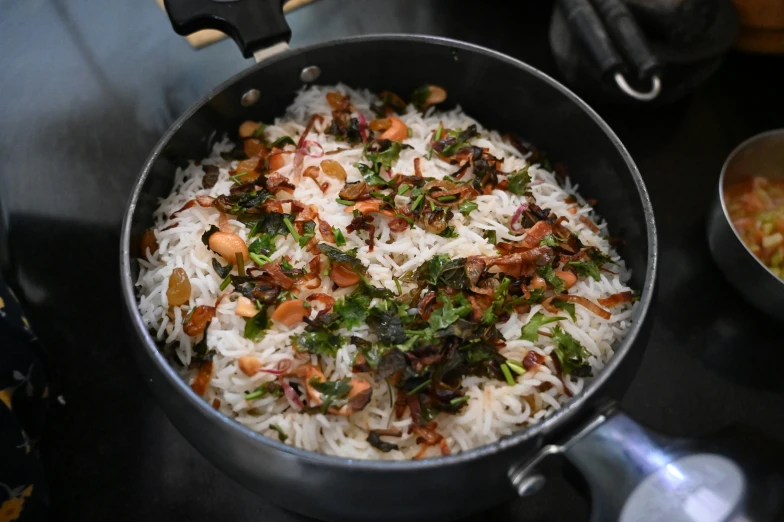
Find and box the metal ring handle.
[614,72,662,101]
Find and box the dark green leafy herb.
[506,168,531,196]
[539,234,561,247]
[536,265,566,294]
[367,307,406,345]
[411,85,432,111]
[520,312,565,342]
[298,220,316,247]
[270,136,296,148]
[270,424,288,442]
[249,212,291,239]
[459,200,479,216]
[243,310,269,341]
[438,226,459,238]
[367,431,399,452]
[334,291,370,330]
[355,162,388,187]
[567,249,613,282]
[416,255,470,289]
[212,258,233,278]
[428,293,472,330]
[201,225,220,247]
[336,198,355,206]
[481,277,512,324]
[294,328,344,357]
[366,140,404,173]
[484,230,497,245]
[553,299,576,321]
[311,378,352,413]
[332,227,346,246]
[248,234,276,256]
[317,243,365,272]
[192,321,212,361]
[551,326,592,376]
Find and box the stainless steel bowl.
[708,129,784,320]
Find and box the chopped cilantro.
[536,265,566,294]
[551,326,592,376]
[293,328,344,357]
[539,234,561,247]
[428,293,472,330]
[553,299,576,321]
[243,309,269,341]
[310,378,353,413]
[506,168,531,195]
[459,200,479,216]
[520,312,565,342]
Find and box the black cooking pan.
[119,1,783,521]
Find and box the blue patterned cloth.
[0,277,46,522]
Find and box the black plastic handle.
[163,0,291,59]
[592,0,660,79]
[557,0,623,77]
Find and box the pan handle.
[163,0,291,59]
[509,404,784,521]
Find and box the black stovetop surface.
[1,1,783,520]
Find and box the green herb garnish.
[459,200,479,216]
[506,168,531,196]
[520,311,565,342]
[551,326,592,376]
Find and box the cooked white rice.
[136,84,634,460]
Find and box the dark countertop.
[1,1,783,521]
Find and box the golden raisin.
[166,268,191,306]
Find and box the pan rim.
[120,33,658,471]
